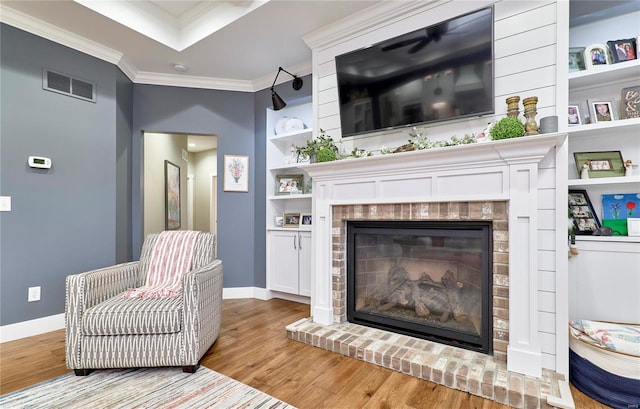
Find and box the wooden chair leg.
[74,369,93,376]
[182,364,199,373]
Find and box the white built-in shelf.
[568,175,640,187]
[576,235,640,244]
[267,227,312,232]
[568,59,640,90]
[268,194,312,201]
[567,117,640,138]
[269,163,308,171]
[269,128,313,148]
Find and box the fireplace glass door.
[347,220,492,353]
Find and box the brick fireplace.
[286,135,571,407]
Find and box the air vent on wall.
[43,68,96,103]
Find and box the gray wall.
[132,84,257,288]
[0,24,128,325]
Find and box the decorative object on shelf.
[475,122,494,143]
[300,213,312,227]
[625,160,634,177]
[573,151,625,178]
[489,117,525,140]
[568,105,581,125]
[274,216,283,227]
[285,144,298,165]
[567,209,578,258]
[607,38,637,63]
[276,174,304,195]
[223,154,249,192]
[284,117,305,133]
[505,95,520,118]
[628,218,640,237]
[283,212,301,228]
[580,161,590,179]
[270,66,303,111]
[164,160,181,230]
[522,96,539,136]
[620,86,640,119]
[568,189,601,235]
[584,43,611,68]
[539,116,558,134]
[274,116,289,135]
[303,178,312,194]
[590,100,614,122]
[601,193,640,236]
[569,47,586,72]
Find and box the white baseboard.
[0,313,65,343]
[1,287,309,343]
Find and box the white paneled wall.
[304,0,566,373]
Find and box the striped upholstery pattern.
[65,231,222,371]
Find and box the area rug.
[0,366,296,408]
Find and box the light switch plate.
[0,196,11,212]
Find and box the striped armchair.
[65,231,222,375]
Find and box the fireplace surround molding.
[302,133,568,378]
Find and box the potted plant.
[489,117,525,140]
[296,129,339,163]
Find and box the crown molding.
[302,0,444,50]
[134,71,255,92]
[1,4,124,66]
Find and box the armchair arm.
[65,261,140,369]
[182,259,224,364]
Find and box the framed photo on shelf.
[300,213,312,227]
[164,160,181,230]
[276,174,304,195]
[584,43,611,68]
[283,213,301,228]
[601,193,640,236]
[569,189,601,235]
[589,100,615,122]
[620,86,640,119]
[569,47,586,72]
[573,151,625,178]
[607,38,637,63]
[568,105,581,125]
[223,155,249,192]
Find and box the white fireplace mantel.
[302,133,568,378]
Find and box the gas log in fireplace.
[347,220,492,354]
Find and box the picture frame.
[568,47,586,72]
[274,216,283,227]
[224,155,249,192]
[573,151,625,178]
[164,160,181,230]
[568,189,601,235]
[589,100,615,122]
[276,174,304,195]
[601,193,640,236]
[568,105,581,125]
[620,86,640,119]
[607,38,637,63]
[300,213,312,227]
[283,212,301,228]
[584,43,611,68]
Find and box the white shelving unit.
[567,5,640,323]
[266,101,313,298]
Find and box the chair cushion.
[82,293,183,336]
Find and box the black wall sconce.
[270,66,303,111]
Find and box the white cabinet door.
[298,231,312,296]
[268,231,299,294]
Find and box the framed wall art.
[601,193,640,236]
[164,160,181,230]
[607,38,637,63]
[568,189,601,235]
[573,151,625,179]
[224,155,249,192]
[276,174,304,195]
[584,43,611,68]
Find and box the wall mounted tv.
[335,7,494,137]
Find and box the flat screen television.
[335,7,494,137]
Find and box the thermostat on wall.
[28,156,52,169]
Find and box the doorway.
[142,132,217,237]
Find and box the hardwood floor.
[1,298,610,408]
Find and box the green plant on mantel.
[295,129,339,163]
[489,117,525,140]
